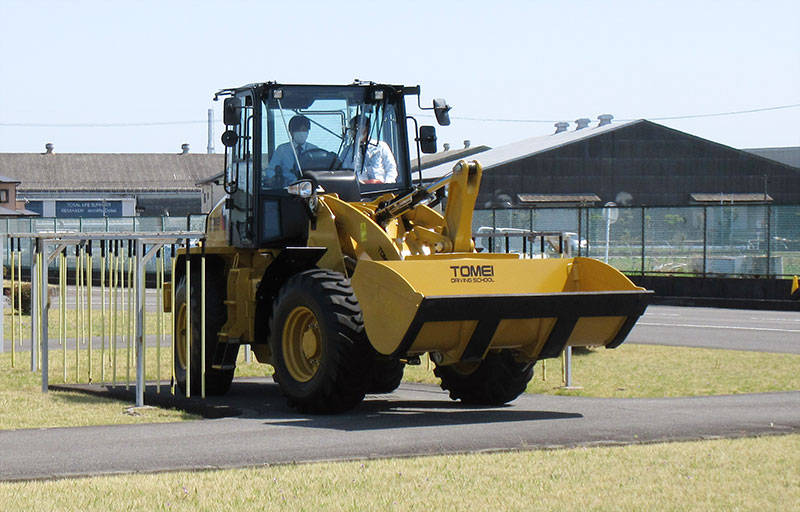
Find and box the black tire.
[365,357,405,394]
[269,269,369,414]
[174,270,235,396]
[434,351,534,405]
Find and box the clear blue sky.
[1,0,798,154]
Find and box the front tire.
[173,270,235,396]
[434,351,534,405]
[269,269,369,413]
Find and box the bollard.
[561,346,583,390]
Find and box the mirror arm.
[406,115,423,186]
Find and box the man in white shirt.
[339,116,398,184]
[264,115,318,187]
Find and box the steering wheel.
[297,148,342,171]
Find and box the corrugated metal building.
[422,120,800,208]
[0,145,222,217]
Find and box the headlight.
[286,180,313,198]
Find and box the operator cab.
[216,81,446,249]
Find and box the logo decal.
[449,264,495,283]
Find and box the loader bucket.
[350,255,651,365]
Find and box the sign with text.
[55,200,123,218]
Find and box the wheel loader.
[168,81,651,413]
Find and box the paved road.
[628,305,800,354]
[1,378,798,482]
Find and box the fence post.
[0,235,3,354]
[38,238,50,392]
[766,203,771,276]
[30,238,38,372]
[135,239,145,407]
[640,207,645,275]
[0,235,4,355]
[703,206,708,277]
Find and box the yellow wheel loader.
[169,81,651,413]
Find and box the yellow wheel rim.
[175,302,188,370]
[282,306,322,382]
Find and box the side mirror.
[223,97,241,126]
[433,98,451,126]
[418,125,437,154]
[221,130,238,148]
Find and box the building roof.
[690,193,773,203]
[517,193,602,206]
[421,120,640,180]
[0,153,224,193]
[411,145,491,171]
[0,205,38,217]
[744,147,800,169]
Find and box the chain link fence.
[474,204,800,278]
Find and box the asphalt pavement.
[1,378,798,482]
[628,305,800,354]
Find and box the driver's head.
[288,115,311,145]
[350,115,371,143]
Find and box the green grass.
[0,434,797,511]
[3,308,171,343]
[0,358,196,430]
[403,344,800,398]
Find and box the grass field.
[0,434,797,511]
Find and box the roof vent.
[45,143,55,154]
[443,143,450,151]
[554,122,569,134]
[463,139,471,149]
[575,118,591,130]
[180,143,190,155]
[597,114,614,126]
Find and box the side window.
[0,189,8,203]
[228,93,255,246]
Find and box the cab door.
[225,92,256,248]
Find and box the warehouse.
[422,118,800,208]
[0,144,222,217]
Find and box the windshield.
[260,86,407,195]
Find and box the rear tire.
[269,269,369,414]
[434,351,534,405]
[173,271,235,396]
[365,357,405,394]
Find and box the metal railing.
[474,204,800,278]
[1,232,204,407]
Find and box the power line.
[425,102,800,123]
[0,120,207,128]
[2,102,799,128]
